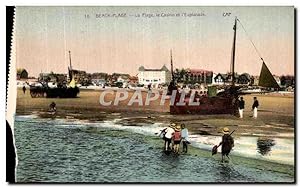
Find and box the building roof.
[138,66,145,71]
[17,68,27,75]
[161,65,169,72]
[215,73,226,80]
[138,65,170,72]
[215,73,240,80]
[221,74,227,78]
[187,69,213,75]
[129,76,138,80]
[118,75,130,80]
[239,73,251,80]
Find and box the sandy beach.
[16,88,294,138]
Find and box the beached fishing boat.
[169,17,279,115]
[30,51,80,98]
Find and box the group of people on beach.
[159,123,189,154]
[159,123,235,162]
[238,96,259,119]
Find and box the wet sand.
[16,88,294,138]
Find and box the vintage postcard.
[6,6,295,183]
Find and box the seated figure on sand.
[49,102,57,112]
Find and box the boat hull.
[170,96,237,115]
[30,86,80,98]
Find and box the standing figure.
[22,86,26,94]
[218,127,234,162]
[238,97,245,118]
[172,124,182,154]
[181,123,189,153]
[252,97,259,119]
[158,127,167,144]
[164,123,175,152]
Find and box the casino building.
[137,65,172,88]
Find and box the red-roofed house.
[183,68,213,85]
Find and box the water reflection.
[213,162,241,182]
[218,163,233,182]
[257,138,275,156]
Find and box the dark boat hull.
[170,96,237,115]
[169,86,240,115]
[30,86,79,98]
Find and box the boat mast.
[170,49,174,80]
[68,50,72,71]
[68,50,73,82]
[231,17,237,86]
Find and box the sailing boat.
[258,62,280,88]
[169,17,279,115]
[30,51,80,98]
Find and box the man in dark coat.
[218,127,234,162]
[238,97,245,118]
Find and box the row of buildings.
[137,65,295,90]
[37,71,138,87]
[17,66,295,89]
[136,65,282,88]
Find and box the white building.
[138,65,172,88]
[213,73,226,85]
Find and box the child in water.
[181,123,189,153]
[172,124,182,154]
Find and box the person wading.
[172,124,182,154]
[164,123,175,152]
[158,127,167,146]
[218,127,234,162]
[22,86,26,94]
[252,97,259,119]
[238,97,245,118]
[181,123,189,153]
